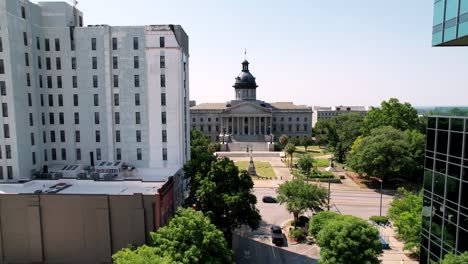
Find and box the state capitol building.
[190,60,312,144]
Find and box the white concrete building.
[0,0,190,186]
[312,105,369,127]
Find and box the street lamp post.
[379,178,383,216]
[324,157,336,211]
[327,179,331,211]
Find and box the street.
[254,186,393,221]
[234,185,394,264]
[233,235,318,264]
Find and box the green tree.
[388,188,422,254]
[184,143,216,206]
[403,129,426,183]
[301,136,314,152]
[113,245,179,264]
[347,126,416,182]
[362,98,421,134]
[276,179,328,224]
[279,134,289,146]
[194,158,261,246]
[308,211,341,237]
[190,128,211,158]
[314,121,329,147]
[284,143,296,170]
[440,252,468,264]
[112,208,232,264]
[207,142,221,154]
[314,113,364,163]
[297,154,315,175]
[317,215,382,264]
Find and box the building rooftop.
[191,103,228,110]
[191,101,311,111]
[270,102,311,110]
[0,178,167,195]
[313,105,368,111]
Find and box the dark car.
[262,196,277,203]
[270,225,284,246]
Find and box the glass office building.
[433,0,468,46]
[420,117,468,263]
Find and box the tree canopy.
[113,245,180,264]
[184,129,217,206]
[279,134,289,146]
[316,214,382,264]
[314,113,364,163]
[297,154,315,174]
[194,158,261,245]
[112,208,232,264]
[284,143,296,169]
[362,98,421,134]
[301,136,314,152]
[276,179,327,223]
[388,188,422,254]
[347,126,423,182]
[309,211,341,237]
[190,128,212,158]
[440,252,468,264]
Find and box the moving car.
[262,196,277,203]
[270,225,284,246]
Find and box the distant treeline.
[416,106,468,116]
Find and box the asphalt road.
[254,186,393,221]
[234,186,395,263]
[233,235,318,264]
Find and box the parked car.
[270,225,284,246]
[262,196,277,203]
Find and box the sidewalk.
[379,226,418,264]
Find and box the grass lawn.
[284,158,330,168]
[235,161,276,178]
[293,146,330,158]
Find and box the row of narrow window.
[193,117,309,123]
[196,124,309,133]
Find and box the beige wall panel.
[108,195,145,253]
[0,195,43,263]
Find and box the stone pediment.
[223,102,271,115]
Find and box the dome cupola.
[233,60,258,89]
[233,59,258,101]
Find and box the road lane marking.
[270,245,277,259]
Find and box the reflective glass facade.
[420,116,468,263]
[433,0,468,46]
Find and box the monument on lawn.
[248,147,257,176]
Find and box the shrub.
[274,142,282,151]
[289,228,307,241]
[339,175,346,179]
[318,171,334,178]
[309,211,342,237]
[207,142,221,153]
[369,216,389,225]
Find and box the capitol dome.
[233,60,258,89]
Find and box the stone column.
[270,116,273,134]
[237,116,240,135]
[264,117,267,135]
[220,117,224,134]
[233,116,236,135]
[253,117,256,135]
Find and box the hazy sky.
[40,0,468,107]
